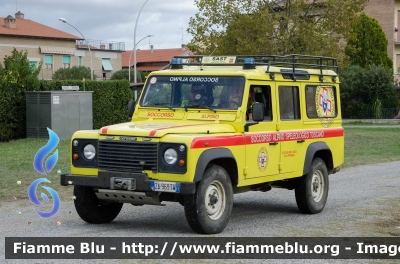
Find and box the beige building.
[0,11,124,80]
[364,0,400,84]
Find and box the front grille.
[98,140,157,172]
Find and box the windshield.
[140,76,245,110]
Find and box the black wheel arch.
[193,148,238,186]
[303,142,333,175]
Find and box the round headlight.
[164,148,177,165]
[83,144,96,160]
[72,139,79,147]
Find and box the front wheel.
[184,165,233,234]
[74,185,123,224]
[295,158,329,214]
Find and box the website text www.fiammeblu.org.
[5,237,400,259]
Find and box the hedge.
[0,83,27,141]
[0,80,133,142]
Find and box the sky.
[1,0,198,50]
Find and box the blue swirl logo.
[30,128,61,218]
[33,128,59,175]
[28,178,60,218]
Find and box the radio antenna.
[180,28,183,45]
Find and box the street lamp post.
[59,18,93,80]
[128,34,152,82]
[133,0,149,84]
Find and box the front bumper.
[60,171,196,195]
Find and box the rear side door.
[276,83,306,175]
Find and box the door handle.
[269,142,278,145]
[297,140,305,143]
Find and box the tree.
[0,48,42,141]
[340,64,397,118]
[1,48,42,91]
[53,66,94,80]
[345,12,392,69]
[188,0,367,60]
[110,69,143,82]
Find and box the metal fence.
[342,107,398,119]
[76,40,125,51]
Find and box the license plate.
[150,181,180,193]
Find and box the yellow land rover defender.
[61,54,344,234]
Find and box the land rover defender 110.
[61,54,344,234]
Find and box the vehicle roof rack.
[168,54,338,81]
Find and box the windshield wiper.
[183,105,216,113]
[153,103,175,111]
[183,105,199,112]
[199,105,217,113]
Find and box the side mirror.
[252,103,264,122]
[127,100,135,117]
[244,103,264,132]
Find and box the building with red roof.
[0,11,124,80]
[122,45,193,73]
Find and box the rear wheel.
[74,185,123,223]
[184,165,233,234]
[295,158,329,214]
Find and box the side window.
[249,85,272,121]
[102,58,113,71]
[62,55,71,69]
[44,55,53,69]
[279,86,300,120]
[306,85,337,118]
[29,61,38,71]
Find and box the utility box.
[26,91,93,139]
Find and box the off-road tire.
[295,158,329,214]
[74,185,123,224]
[184,165,233,234]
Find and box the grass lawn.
[0,138,72,203]
[344,127,400,167]
[1,127,399,202]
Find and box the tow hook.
[110,177,136,191]
[332,167,340,174]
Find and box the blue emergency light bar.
[243,57,256,69]
[170,58,183,69]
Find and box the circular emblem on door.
[315,86,335,128]
[257,147,268,172]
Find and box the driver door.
[244,83,280,179]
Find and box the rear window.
[305,85,337,118]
